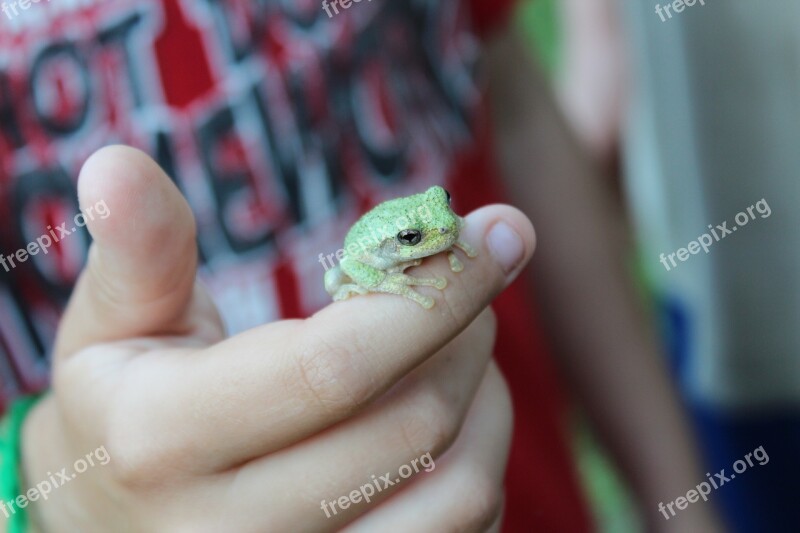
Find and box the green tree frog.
[324,186,477,309]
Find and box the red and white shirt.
[0,1,591,529]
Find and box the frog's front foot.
[455,239,478,258]
[448,240,477,272]
[409,275,447,291]
[332,284,369,302]
[389,259,423,274]
[448,252,464,272]
[374,272,447,309]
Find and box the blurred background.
[0,0,797,530]
[517,0,799,531]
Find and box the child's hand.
[19,146,534,532]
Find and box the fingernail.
[487,221,524,275]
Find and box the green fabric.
[1,395,44,533]
[572,416,641,533]
[516,0,561,77]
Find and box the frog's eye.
[397,229,422,246]
[444,189,452,204]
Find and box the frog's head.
[381,186,462,261]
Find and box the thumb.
[54,145,221,359]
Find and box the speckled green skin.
[324,186,477,309]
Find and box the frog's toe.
[454,240,478,259]
[332,289,352,302]
[401,275,447,290]
[403,289,435,308]
[448,252,464,272]
[333,284,368,301]
[419,295,435,309]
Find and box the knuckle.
[487,365,513,426]
[51,354,95,411]
[436,286,469,332]
[104,434,162,489]
[455,470,504,530]
[292,336,376,418]
[399,389,461,458]
[478,307,497,341]
[435,282,495,339]
[105,423,181,490]
[459,308,497,356]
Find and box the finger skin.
[55,145,221,360]
[342,363,513,533]
[212,308,498,531]
[24,146,525,532]
[120,206,534,471]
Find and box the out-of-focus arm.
[485,27,723,531]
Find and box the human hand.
[15,146,535,532]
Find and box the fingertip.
[460,205,536,283]
[77,145,151,215]
[77,145,194,250]
[307,205,535,369]
[56,146,202,356]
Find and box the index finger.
[125,205,534,471]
